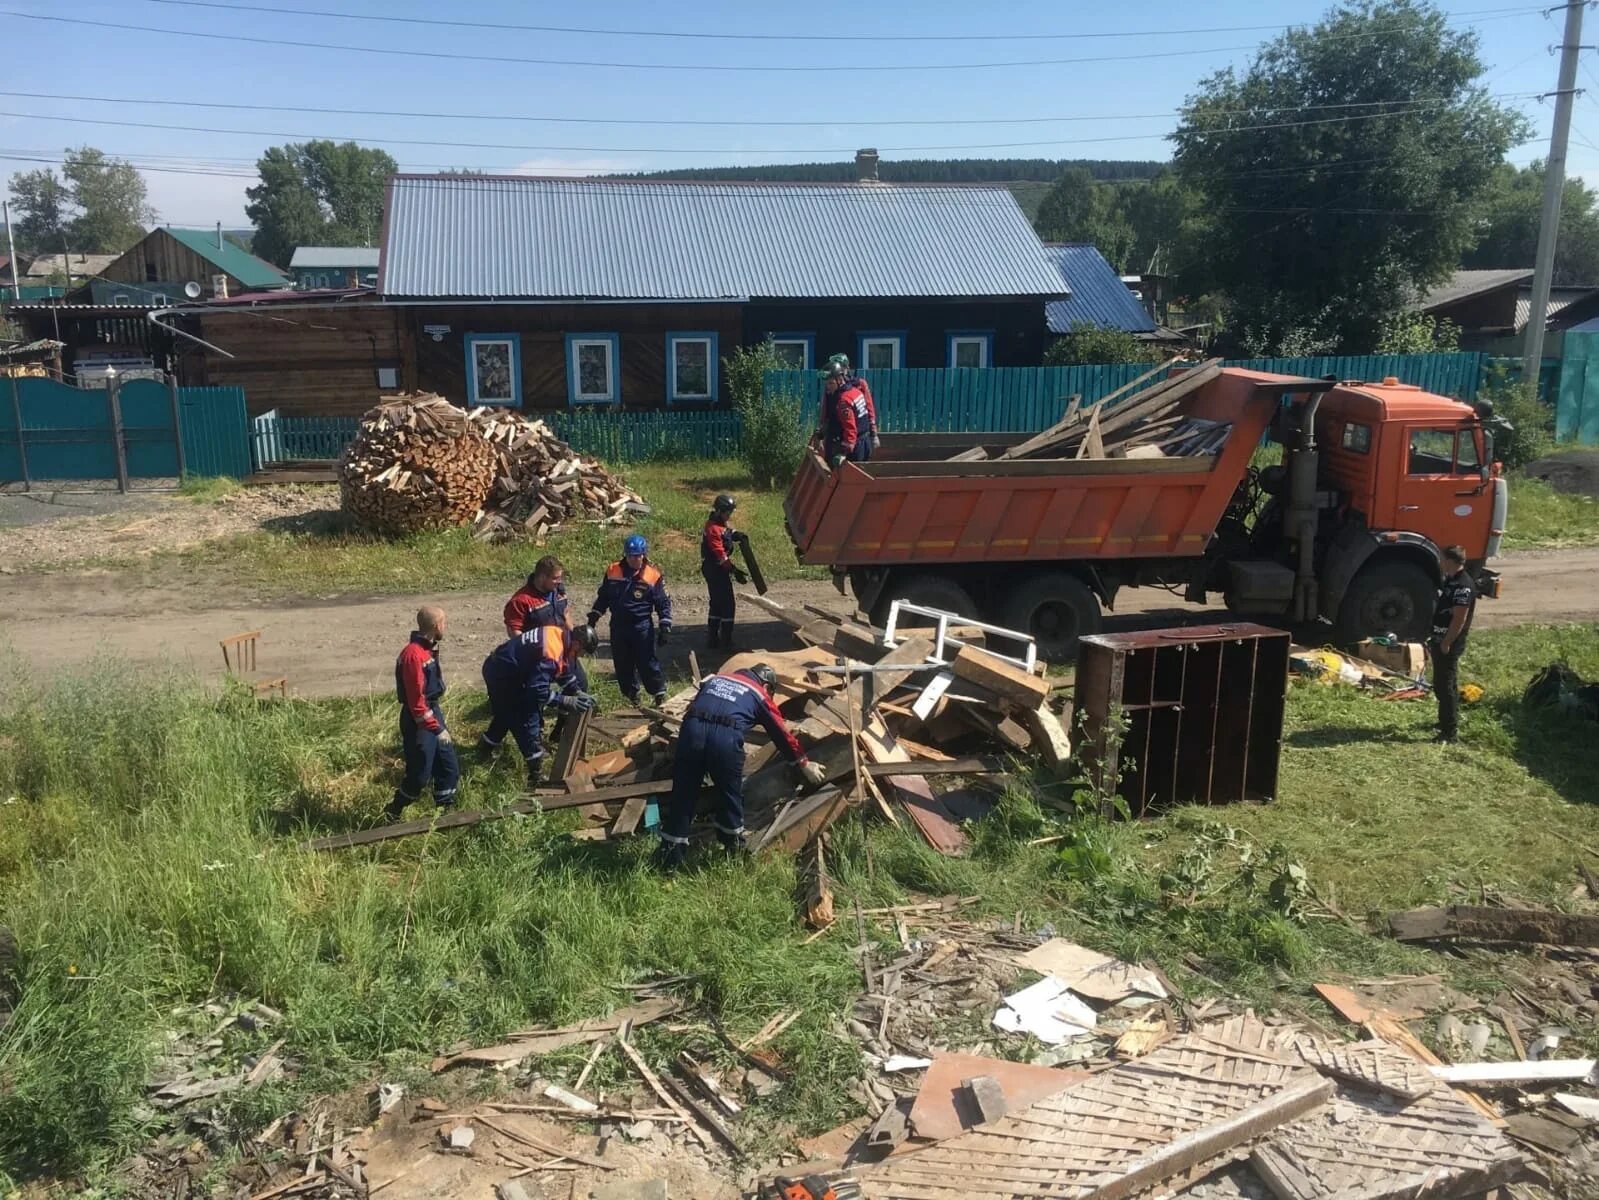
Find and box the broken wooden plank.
[609,795,648,838]
[306,777,675,851]
[740,538,768,595]
[1293,1036,1436,1103]
[859,717,967,856]
[1018,704,1072,769]
[1431,1059,1595,1085]
[996,361,1171,459]
[616,1036,714,1149]
[431,998,682,1071]
[909,1052,1090,1142]
[1077,404,1104,460]
[1388,904,1599,948]
[548,706,591,783]
[949,645,1049,707]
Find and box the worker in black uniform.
[654,663,828,870]
[1430,544,1476,744]
[701,493,748,649]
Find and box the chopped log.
[1388,905,1599,948]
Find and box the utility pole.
[2,201,17,303]
[1524,0,1587,379]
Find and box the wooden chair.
[219,630,288,699]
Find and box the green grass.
[5,625,1599,1186]
[1503,474,1599,550]
[175,474,244,502]
[168,460,822,598]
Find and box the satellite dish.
[183,280,202,300]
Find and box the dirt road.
[4,546,1596,697]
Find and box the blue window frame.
[464,332,522,407]
[565,332,620,405]
[946,330,994,369]
[857,330,907,372]
[666,331,720,404]
[767,332,814,372]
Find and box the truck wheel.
[999,572,1102,662]
[1336,560,1434,644]
[871,574,978,630]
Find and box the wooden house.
[289,246,380,291]
[98,227,290,300]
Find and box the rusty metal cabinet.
[1075,623,1290,817]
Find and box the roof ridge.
[387,172,1017,191]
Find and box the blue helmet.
[624,534,648,557]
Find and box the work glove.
[829,454,846,470]
[435,727,453,746]
[556,692,596,714]
[731,566,750,585]
[657,623,671,645]
[799,760,828,786]
[586,610,602,628]
[732,530,749,544]
[870,433,882,453]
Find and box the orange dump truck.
[784,368,1505,658]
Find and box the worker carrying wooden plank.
[478,622,597,787]
[385,606,460,819]
[585,533,673,708]
[655,664,827,870]
[701,494,749,650]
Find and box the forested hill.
[617,158,1165,219]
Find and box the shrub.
[1375,311,1460,354]
[1044,321,1160,366]
[726,341,808,488]
[1479,362,1554,470]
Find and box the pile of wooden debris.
[336,393,648,540]
[306,593,1068,877]
[953,356,1228,463]
[466,406,650,541]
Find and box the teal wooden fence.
[1556,333,1599,444]
[550,410,743,462]
[0,376,249,484]
[251,412,359,467]
[764,352,1490,432]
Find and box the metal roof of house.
[1419,268,1533,311]
[21,252,119,279]
[290,246,381,269]
[160,227,290,288]
[1513,286,1596,334]
[379,174,1067,301]
[1042,244,1157,334]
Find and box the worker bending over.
[1430,544,1477,745]
[479,622,596,786]
[386,606,459,818]
[587,533,673,708]
[655,663,827,869]
[701,493,748,649]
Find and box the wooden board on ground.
[950,645,1049,707]
[1388,905,1599,948]
[859,717,967,856]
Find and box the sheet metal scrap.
[859,1017,1331,1200]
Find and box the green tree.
[8,167,70,256]
[1044,322,1160,366]
[1035,167,1136,269]
[1374,311,1460,353]
[1464,161,1599,284]
[61,147,155,253]
[1172,0,1527,353]
[245,141,397,267]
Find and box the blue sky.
[0,0,1593,228]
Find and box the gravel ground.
[0,484,339,570]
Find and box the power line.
[0,88,1524,131]
[0,7,1536,76]
[129,0,1543,45]
[0,100,1539,157]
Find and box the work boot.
[476,735,500,760]
[525,756,545,789]
[719,622,736,651]
[717,830,750,857]
[652,691,668,708]
[652,840,689,873]
[383,791,410,820]
[621,690,641,709]
[705,619,719,650]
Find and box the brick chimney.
[855,148,880,182]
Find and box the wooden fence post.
[107,376,130,493]
[10,375,30,491]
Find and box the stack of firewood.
[337,394,651,541]
[338,393,498,534]
[467,406,649,542]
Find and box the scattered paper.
[377,1082,404,1114]
[884,1055,933,1073]
[1013,939,1167,1003]
[993,976,1097,1044]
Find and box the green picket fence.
[764,351,1490,432]
[549,410,743,462]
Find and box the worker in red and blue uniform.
[826,354,878,459]
[701,493,747,650]
[503,553,589,690]
[385,605,459,818]
[586,533,673,708]
[654,663,828,869]
[479,622,596,786]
